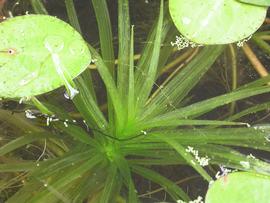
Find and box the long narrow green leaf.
[0,162,37,172]
[132,165,190,201]
[142,46,224,120]
[114,153,138,202]
[64,0,82,33]
[127,25,135,126]
[31,150,95,178]
[0,133,53,156]
[228,101,270,121]
[129,158,184,166]
[73,76,108,129]
[153,86,270,121]
[198,144,270,174]
[64,0,107,129]
[135,0,164,112]
[157,25,178,74]
[55,124,96,145]
[72,166,106,202]
[164,138,212,182]
[134,5,173,78]
[79,69,98,103]
[138,128,269,152]
[0,110,42,133]
[91,0,116,134]
[31,97,53,115]
[91,0,115,72]
[88,45,124,134]
[99,165,119,203]
[30,0,48,14]
[137,119,245,129]
[236,74,270,90]
[117,0,131,102]
[252,36,270,55]
[26,155,102,203]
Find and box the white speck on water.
[46,117,50,126]
[64,91,70,99]
[83,120,89,131]
[141,130,147,135]
[44,183,48,187]
[25,110,36,119]
[64,121,68,127]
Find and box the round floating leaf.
[0,15,91,98]
[237,0,270,6]
[205,172,270,203]
[169,0,267,44]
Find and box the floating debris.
[186,146,210,166]
[19,96,31,104]
[171,35,202,50]
[25,110,37,119]
[215,165,232,179]
[236,35,252,47]
[177,196,203,203]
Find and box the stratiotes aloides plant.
[0,0,270,202]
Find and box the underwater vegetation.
[0,0,270,202]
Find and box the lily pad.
[205,172,270,203]
[237,0,270,6]
[169,0,267,44]
[0,15,91,98]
